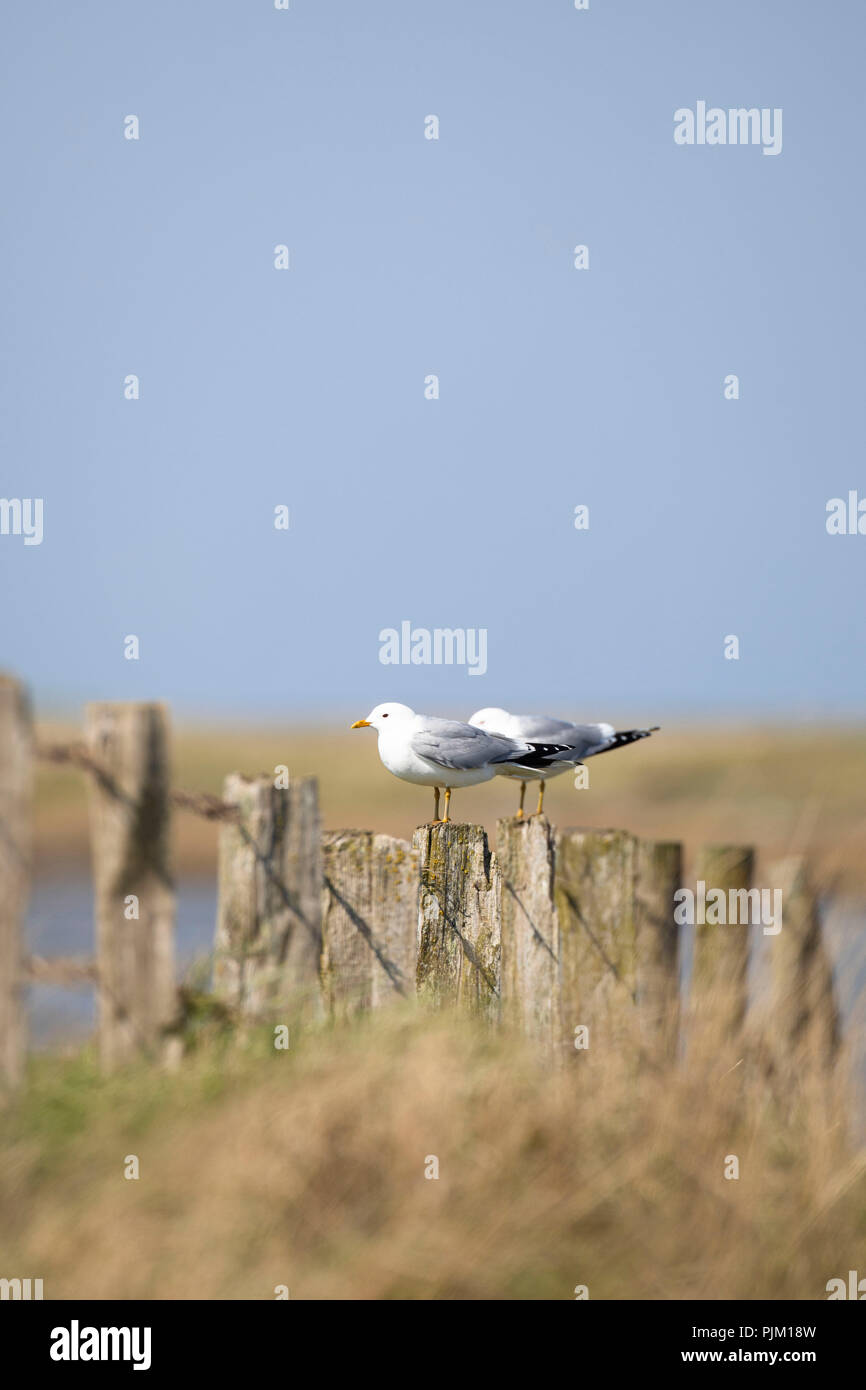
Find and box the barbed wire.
[36,741,240,823]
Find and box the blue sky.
[1,0,863,720]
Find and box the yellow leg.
[433,787,440,822]
[516,781,526,818]
[443,787,452,823]
[535,781,545,817]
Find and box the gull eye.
[382,712,388,718]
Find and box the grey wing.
[513,714,581,740]
[411,719,524,770]
[544,723,618,761]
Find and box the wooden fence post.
[85,703,177,1070]
[0,675,32,1089]
[634,839,682,1061]
[214,774,322,1018]
[321,831,419,1017]
[767,855,839,1070]
[690,845,754,1044]
[414,823,500,1017]
[554,829,638,1061]
[497,816,559,1047]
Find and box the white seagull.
[469,707,660,818]
[351,702,571,823]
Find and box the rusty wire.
[36,741,240,823]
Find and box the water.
[24,880,866,1098]
[26,878,218,1048]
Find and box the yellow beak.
[351,719,371,729]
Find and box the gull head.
[351,701,415,731]
[469,707,511,731]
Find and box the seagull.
[468,707,660,817]
[351,702,571,823]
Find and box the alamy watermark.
[674,103,782,156]
[0,1277,43,1299]
[826,1269,866,1299]
[0,498,42,545]
[674,881,782,935]
[826,491,866,535]
[50,1321,151,1371]
[378,622,487,676]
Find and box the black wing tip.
[591,727,660,756]
[511,740,572,770]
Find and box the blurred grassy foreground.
[34,719,866,892]
[16,716,866,1299]
[1,1005,864,1300]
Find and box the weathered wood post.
[85,703,177,1070]
[0,675,32,1089]
[214,774,322,1019]
[634,839,682,1061]
[690,845,754,1044]
[768,855,839,1071]
[554,829,638,1061]
[497,816,559,1046]
[414,823,500,1017]
[321,831,419,1017]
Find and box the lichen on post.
[321,830,418,1017]
[214,773,322,1019]
[690,845,754,1044]
[85,702,177,1070]
[370,834,420,1007]
[0,674,32,1089]
[767,855,839,1072]
[497,815,559,1047]
[414,822,500,1017]
[634,839,682,1062]
[554,828,638,1062]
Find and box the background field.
[34,718,866,893]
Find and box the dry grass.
[33,719,866,893]
[18,716,866,1300]
[1,1005,864,1300]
